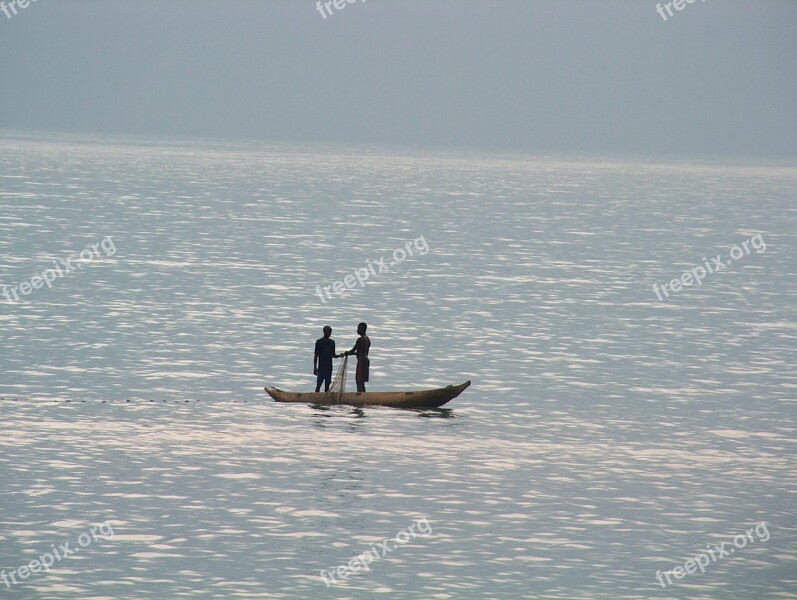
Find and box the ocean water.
[0,132,795,599]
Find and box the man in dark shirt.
[314,326,336,392]
[344,322,371,393]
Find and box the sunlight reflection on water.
[1,135,795,598]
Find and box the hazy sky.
[1,0,795,158]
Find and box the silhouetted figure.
[344,322,370,392]
[314,326,336,392]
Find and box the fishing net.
[329,354,348,402]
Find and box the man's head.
[323,326,332,338]
[357,322,367,335]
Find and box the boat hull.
[264,381,470,408]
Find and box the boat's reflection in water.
[308,404,456,420]
[412,407,455,419]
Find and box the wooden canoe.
[264,381,470,409]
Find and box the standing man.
[344,322,371,392]
[314,326,336,392]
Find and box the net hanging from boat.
[329,354,348,402]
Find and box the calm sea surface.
[1,133,795,599]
